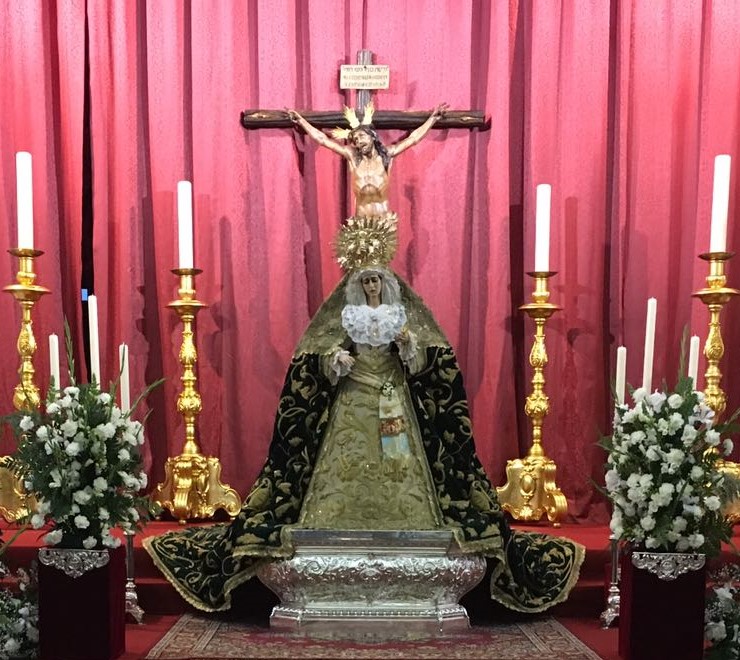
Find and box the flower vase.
[618,551,706,660]
[38,545,126,660]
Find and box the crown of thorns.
[330,102,375,140]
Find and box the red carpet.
[4,520,730,659]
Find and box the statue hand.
[395,327,411,345]
[285,108,300,124]
[337,353,355,370]
[432,103,449,120]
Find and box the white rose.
[43,529,63,545]
[60,419,78,437]
[73,515,90,529]
[82,536,98,549]
[73,489,92,505]
[646,446,662,462]
[138,471,148,489]
[648,391,666,412]
[65,441,82,457]
[118,448,131,462]
[640,515,656,531]
[63,386,79,397]
[645,536,661,549]
[36,426,49,440]
[102,535,121,548]
[676,538,690,551]
[93,476,108,492]
[667,394,683,409]
[706,429,721,447]
[98,392,112,405]
[688,533,705,548]
[96,422,116,440]
[681,425,698,446]
[19,416,34,432]
[723,438,734,456]
[46,402,60,415]
[31,513,45,529]
[690,466,704,481]
[632,387,647,403]
[705,495,721,511]
[672,517,688,532]
[98,507,110,520]
[706,621,727,643]
[4,639,21,654]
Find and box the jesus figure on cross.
[286,102,448,217]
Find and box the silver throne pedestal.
[256,529,486,638]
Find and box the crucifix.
[240,50,488,131]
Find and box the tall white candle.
[710,155,731,253]
[615,346,627,405]
[641,298,657,392]
[177,180,194,269]
[688,335,700,389]
[534,183,551,272]
[88,294,101,385]
[16,152,33,249]
[119,343,130,413]
[49,334,60,391]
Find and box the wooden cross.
[241,50,488,131]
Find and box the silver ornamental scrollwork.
[631,552,705,581]
[258,554,486,605]
[38,548,110,578]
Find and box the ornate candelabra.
[497,271,567,524]
[151,268,241,522]
[124,529,144,623]
[692,251,740,521]
[600,535,621,628]
[0,248,49,522]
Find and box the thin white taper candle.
[16,152,34,249]
[88,295,101,384]
[119,344,130,413]
[688,335,700,389]
[49,334,60,391]
[177,181,194,269]
[641,298,657,392]
[710,155,731,253]
[615,346,627,405]
[534,183,551,272]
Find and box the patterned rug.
[146,614,603,659]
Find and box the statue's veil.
[293,270,450,357]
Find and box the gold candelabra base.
[497,455,567,524]
[151,268,242,523]
[497,271,567,525]
[153,453,242,523]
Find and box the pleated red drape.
[2,0,740,522]
[0,1,85,452]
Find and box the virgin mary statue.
[144,104,584,614]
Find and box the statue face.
[352,130,374,155]
[361,273,382,300]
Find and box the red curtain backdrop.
[2,0,740,523]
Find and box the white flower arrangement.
[5,331,160,549]
[602,374,738,557]
[0,550,38,659]
[705,563,740,659]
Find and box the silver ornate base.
[257,529,486,638]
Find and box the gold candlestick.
[692,251,740,521]
[152,268,241,523]
[1,248,49,522]
[497,271,567,525]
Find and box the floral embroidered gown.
[144,272,584,613]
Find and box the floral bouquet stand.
[6,341,157,660]
[602,378,738,660]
